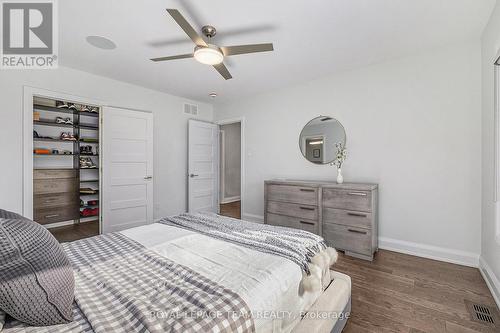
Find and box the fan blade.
[213,63,232,80]
[166,9,207,47]
[221,43,274,56]
[150,53,193,62]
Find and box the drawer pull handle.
[299,220,315,226]
[45,214,60,218]
[299,207,315,211]
[348,192,367,196]
[348,228,367,235]
[347,212,367,217]
[299,188,315,192]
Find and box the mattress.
[121,222,351,333]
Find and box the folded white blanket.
[160,213,338,292]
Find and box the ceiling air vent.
[183,103,198,116]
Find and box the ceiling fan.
[150,9,274,80]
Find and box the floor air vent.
[465,300,499,328]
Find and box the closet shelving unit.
[33,98,101,241]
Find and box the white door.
[102,107,154,233]
[188,119,219,213]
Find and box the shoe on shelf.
[51,149,59,155]
[68,103,77,110]
[79,157,97,169]
[34,148,50,155]
[80,187,97,194]
[60,132,77,141]
[56,117,66,124]
[56,101,69,108]
[65,118,73,125]
[61,150,72,155]
[89,107,99,113]
[80,145,93,155]
[79,105,90,112]
[33,130,40,138]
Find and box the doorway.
[219,121,241,219]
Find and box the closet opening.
[218,121,242,219]
[27,91,101,243]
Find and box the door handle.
[144,176,153,180]
[189,174,199,178]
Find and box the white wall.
[480,1,500,307]
[215,41,482,265]
[0,66,213,219]
[220,122,241,201]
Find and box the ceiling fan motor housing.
[202,25,217,38]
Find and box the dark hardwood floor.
[335,250,499,333]
[49,220,99,242]
[220,201,241,219]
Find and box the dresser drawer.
[266,213,319,235]
[34,178,78,195]
[267,201,318,220]
[267,185,318,205]
[323,207,372,229]
[34,169,78,180]
[323,223,372,256]
[322,188,372,212]
[34,193,79,209]
[34,205,79,225]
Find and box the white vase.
[336,168,344,184]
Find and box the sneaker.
[51,149,59,155]
[56,117,66,124]
[60,132,77,141]
[79,157,97,169]
[61,150,72,155]
[56,101,69,108]
[79,105,90,112]
[33,130,40,138]
[68,103,77,110]
[89,107,99,113]
[65,117,73,125]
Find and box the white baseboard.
[220,196,241,204]
[479,256,500,309]
[242,213,264,224]
[45,219,96,229]
[379,237,479,268]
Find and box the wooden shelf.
[34,104,99,118]
[34,167,78,170]
[34,153,78,156]
[79,123,99,130]
[34,138,75,143]
[80,179,99,183]
[34,120,74,128]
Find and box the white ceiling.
[60,0,495,104]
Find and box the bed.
[2,213,351,333]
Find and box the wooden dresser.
[264,180,378,260]
[33,169,79,225]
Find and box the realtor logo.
[1,0,58,69]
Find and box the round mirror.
[299,116,346,165]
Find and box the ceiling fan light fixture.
[194,45,224,65]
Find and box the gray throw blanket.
[160,213,327,275]
[5,233,255,333]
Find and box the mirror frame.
[298,115,347,165]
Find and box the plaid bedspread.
[5,233,255,333]
[160,213,327,275]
